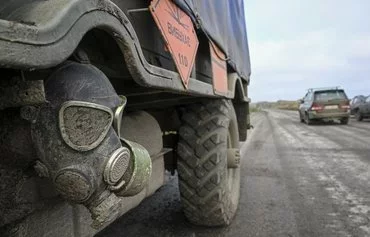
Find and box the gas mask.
[31,62,151,227]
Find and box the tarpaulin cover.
[173,0,251,81]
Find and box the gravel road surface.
[97,110,370,237]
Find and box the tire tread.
[177,100,235,226]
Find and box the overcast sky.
[244,0,370,102]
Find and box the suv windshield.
[314,90,347,102]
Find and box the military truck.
[0,0,251,236]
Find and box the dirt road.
[97,110,370,237]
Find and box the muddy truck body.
[0,0,251,236]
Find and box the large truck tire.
[177,99,241,226]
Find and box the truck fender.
[227,73,250,141]
[0,0,216,96]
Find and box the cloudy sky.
[244,0,370,102]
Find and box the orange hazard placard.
[150,0,199,88]
[210,42,228,95]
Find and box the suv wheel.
[177,99,240,226]
[340,117,349,125]
[299,112,305,123]
[355,110,363,121]
[305,112,313,125]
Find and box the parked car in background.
[350,95,366,115]
[299,87,350,125]
[352,95,370,121]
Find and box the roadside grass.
[276,100,299,111]
[249,106,261,113]
[250,100,299,111]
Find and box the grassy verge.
[250,100,299,111]
[249,106,261,113]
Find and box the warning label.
[150,0,199,88]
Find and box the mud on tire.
[177,99,240,226]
